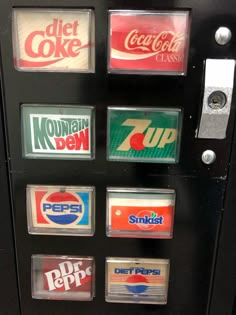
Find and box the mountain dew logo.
[108,109,181,163]
[30,114,90,153]
[129,210,164,230]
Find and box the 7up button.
[107,107,182,163]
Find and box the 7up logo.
[117,119,176,151]
[108,108,182,163]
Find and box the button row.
[27,185,175,238]
[32,255,170,304]
[13,9,190,75]
[22,105,182,163]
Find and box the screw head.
[215,27,232,45]
[202,150,216,165]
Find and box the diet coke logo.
[23,18,90,65]
[124,30,184,53]
[44,260,92,291]
[25,19,85,58]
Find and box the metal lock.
[197,59,235,139]
[208,91,227,110]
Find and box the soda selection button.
[107,107,182,163]
[108,10,190,75]
[106,257,170,304]
[27,185,95,236]
[12,8,95,72]
[21,104,95,160]
[106,187,175,239]
[32,255,95,301]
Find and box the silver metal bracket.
[197,59,235,139]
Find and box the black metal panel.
[12,174,225,315]
[0,0,236,315]
[0,71,20,313]
[208,101,236,315]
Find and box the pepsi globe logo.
[41,191,84,225]
[125,275,149,294]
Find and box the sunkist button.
[106,187,175,239]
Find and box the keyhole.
[208,91,227,110]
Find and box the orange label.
[111,205,173,232]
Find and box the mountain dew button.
[105,257,170,304]
[107,107,182,163]
[21,104,95,160]
[106,188,175,239]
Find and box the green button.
[107,107,182,163]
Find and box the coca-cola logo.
[23,18,90,66]
[44,260,92,291]
[124,30,184,53]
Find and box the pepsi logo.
[41,191,84,225]
[125,275,149,294]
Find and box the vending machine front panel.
[0,0,236,315]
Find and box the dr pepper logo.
[27,185,94,235]
[32,255,95,301]
[109,11,190,74]
[22,105,94,159]
[13,9,95,72]
[44,259,92,292]
[107,108,182,163]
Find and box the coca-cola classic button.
[108,10,190,75]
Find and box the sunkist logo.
[31,116,89,152]
[129,210,164,230]
[117,119,176,151]
[23,19,90,67]
[45,260,92,291]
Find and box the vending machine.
[0,0,236,314]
